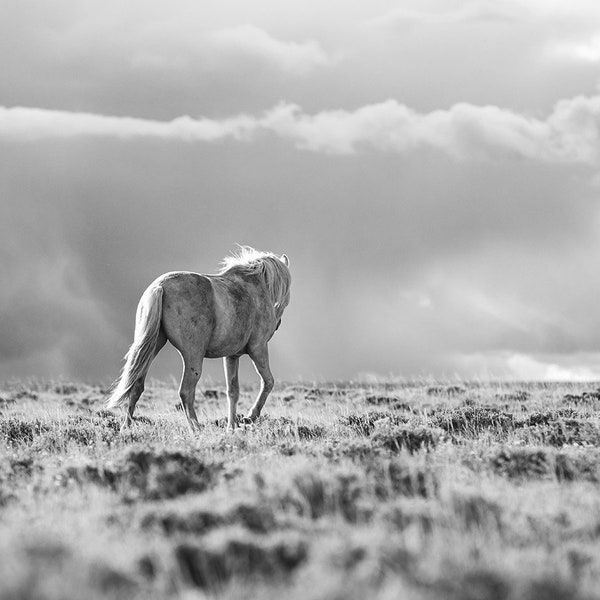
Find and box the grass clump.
[280,469,368,523]
[367,459,438,499]
[173,531,308,590]
[492,446,600,482]
[371,425,441,454]
[553,451,600,482]
[520,409,579,427]
[432,406,516,436]
[531,420,600,447]
[1,417,50,444]
[141,498,277,535]
[427,385,466,396]
[339,411,409,436]
[59,447,222,501]
[491,448,551,479]
[562,389,600,404]
[451,491,503,532]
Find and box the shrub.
[339,412,409,436]
[382,498,438,533]
[281,470,367,523]
[365,395,412,412]
[140,507,223,535]
[10,389,39,402]
[427,385,465,396]
[497,390,530,403]
[533,420,600,447]
[322,439,379,461]
[491,448,551,479]
[173,532,308,590]
[53,383,81,395]
[368,459,437,499]
[521,409,578,427]
[553,452,600,482]
[58,447,222,501]
[521,578,579,600]
[371,425,441,454]
[452,569,511,600]
[1,418,50,444]
[432,406,516,436]
[562,390,600,404]
[452,492,503,531]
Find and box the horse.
[106,246,291,432]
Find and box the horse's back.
[154,271,265,357]
[157,272,214,308]
[154,272,216,349]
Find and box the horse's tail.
[106,284,164,410]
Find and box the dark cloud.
[2,0,600,381]
[2,130,599,381]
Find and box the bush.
[521,409,578,427]
[58,447,223,501]
[497,390,530,403]
[382,498,438,532]
[140,507,224,535]
[562,390,600,404]
[491,448,551,479]
[553,452,600,482]
[452,492,503,531]
[1,418,50,444]
[339,412,409,436]
[432,406,516,436]
[173,532,308,590]
[322,439,379,461]
[427,385,465,396]
[281,469,367,523]
[372,425,441,454]
[367,459,437,499]
[141,499,277,535]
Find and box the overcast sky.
[2,0,600,383]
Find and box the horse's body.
[106,247,291,431]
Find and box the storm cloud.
[2,0,600,382]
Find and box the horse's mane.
[219,246,291,318]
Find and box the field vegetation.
[2,379,600,599]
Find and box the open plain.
[2,380,600,599]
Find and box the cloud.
[452,352,600,381]
[3,93,600,164]
[128,23,337,75]
[1,111,599,381]
[547,35,600,63]
[365,2,532,30]
[265,97,600,162]
[366,0,600,31]
[204,25,336,74]
[0,106,259,142]
[0,251,119,378]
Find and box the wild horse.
[106,247,291,432]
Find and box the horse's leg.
[246,345,274,422]
[224,356,240,430]
[121,329,167,432]
[179,354,203,433]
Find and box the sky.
[2,0,600,383]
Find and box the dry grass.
[1,380,600,599]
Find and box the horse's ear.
[281,254,289,267]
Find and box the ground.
[1,379,600,599]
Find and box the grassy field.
[2,379,600,599]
